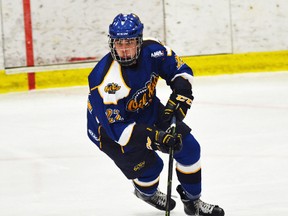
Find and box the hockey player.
[87,13,224,216]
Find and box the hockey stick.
[165,115,177,216]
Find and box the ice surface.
[0,72,288,215]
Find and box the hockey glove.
[163,92,193,123]
[146,128,182,154]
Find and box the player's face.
[114,38,137,60]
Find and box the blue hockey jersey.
[87,39,193,151]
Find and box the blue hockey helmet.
[109,13,144,39]
[108,13,144,66]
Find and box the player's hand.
[146,128,182,154]
[163,92,193,122]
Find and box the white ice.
[0,72,288,216]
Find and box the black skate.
[176,185,225,216]
[134,189,176,211]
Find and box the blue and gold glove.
[163,92,193,123]
[146,127,182,154]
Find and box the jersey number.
[106,109,123,123]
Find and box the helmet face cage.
[108,13,144,66]
[109,37,142,66]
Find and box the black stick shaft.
[165,116,176,215]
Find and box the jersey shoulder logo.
[151,50,164,58]
[175,55,185,70]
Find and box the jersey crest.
[104,82,121,94]
[98,61,131,104]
